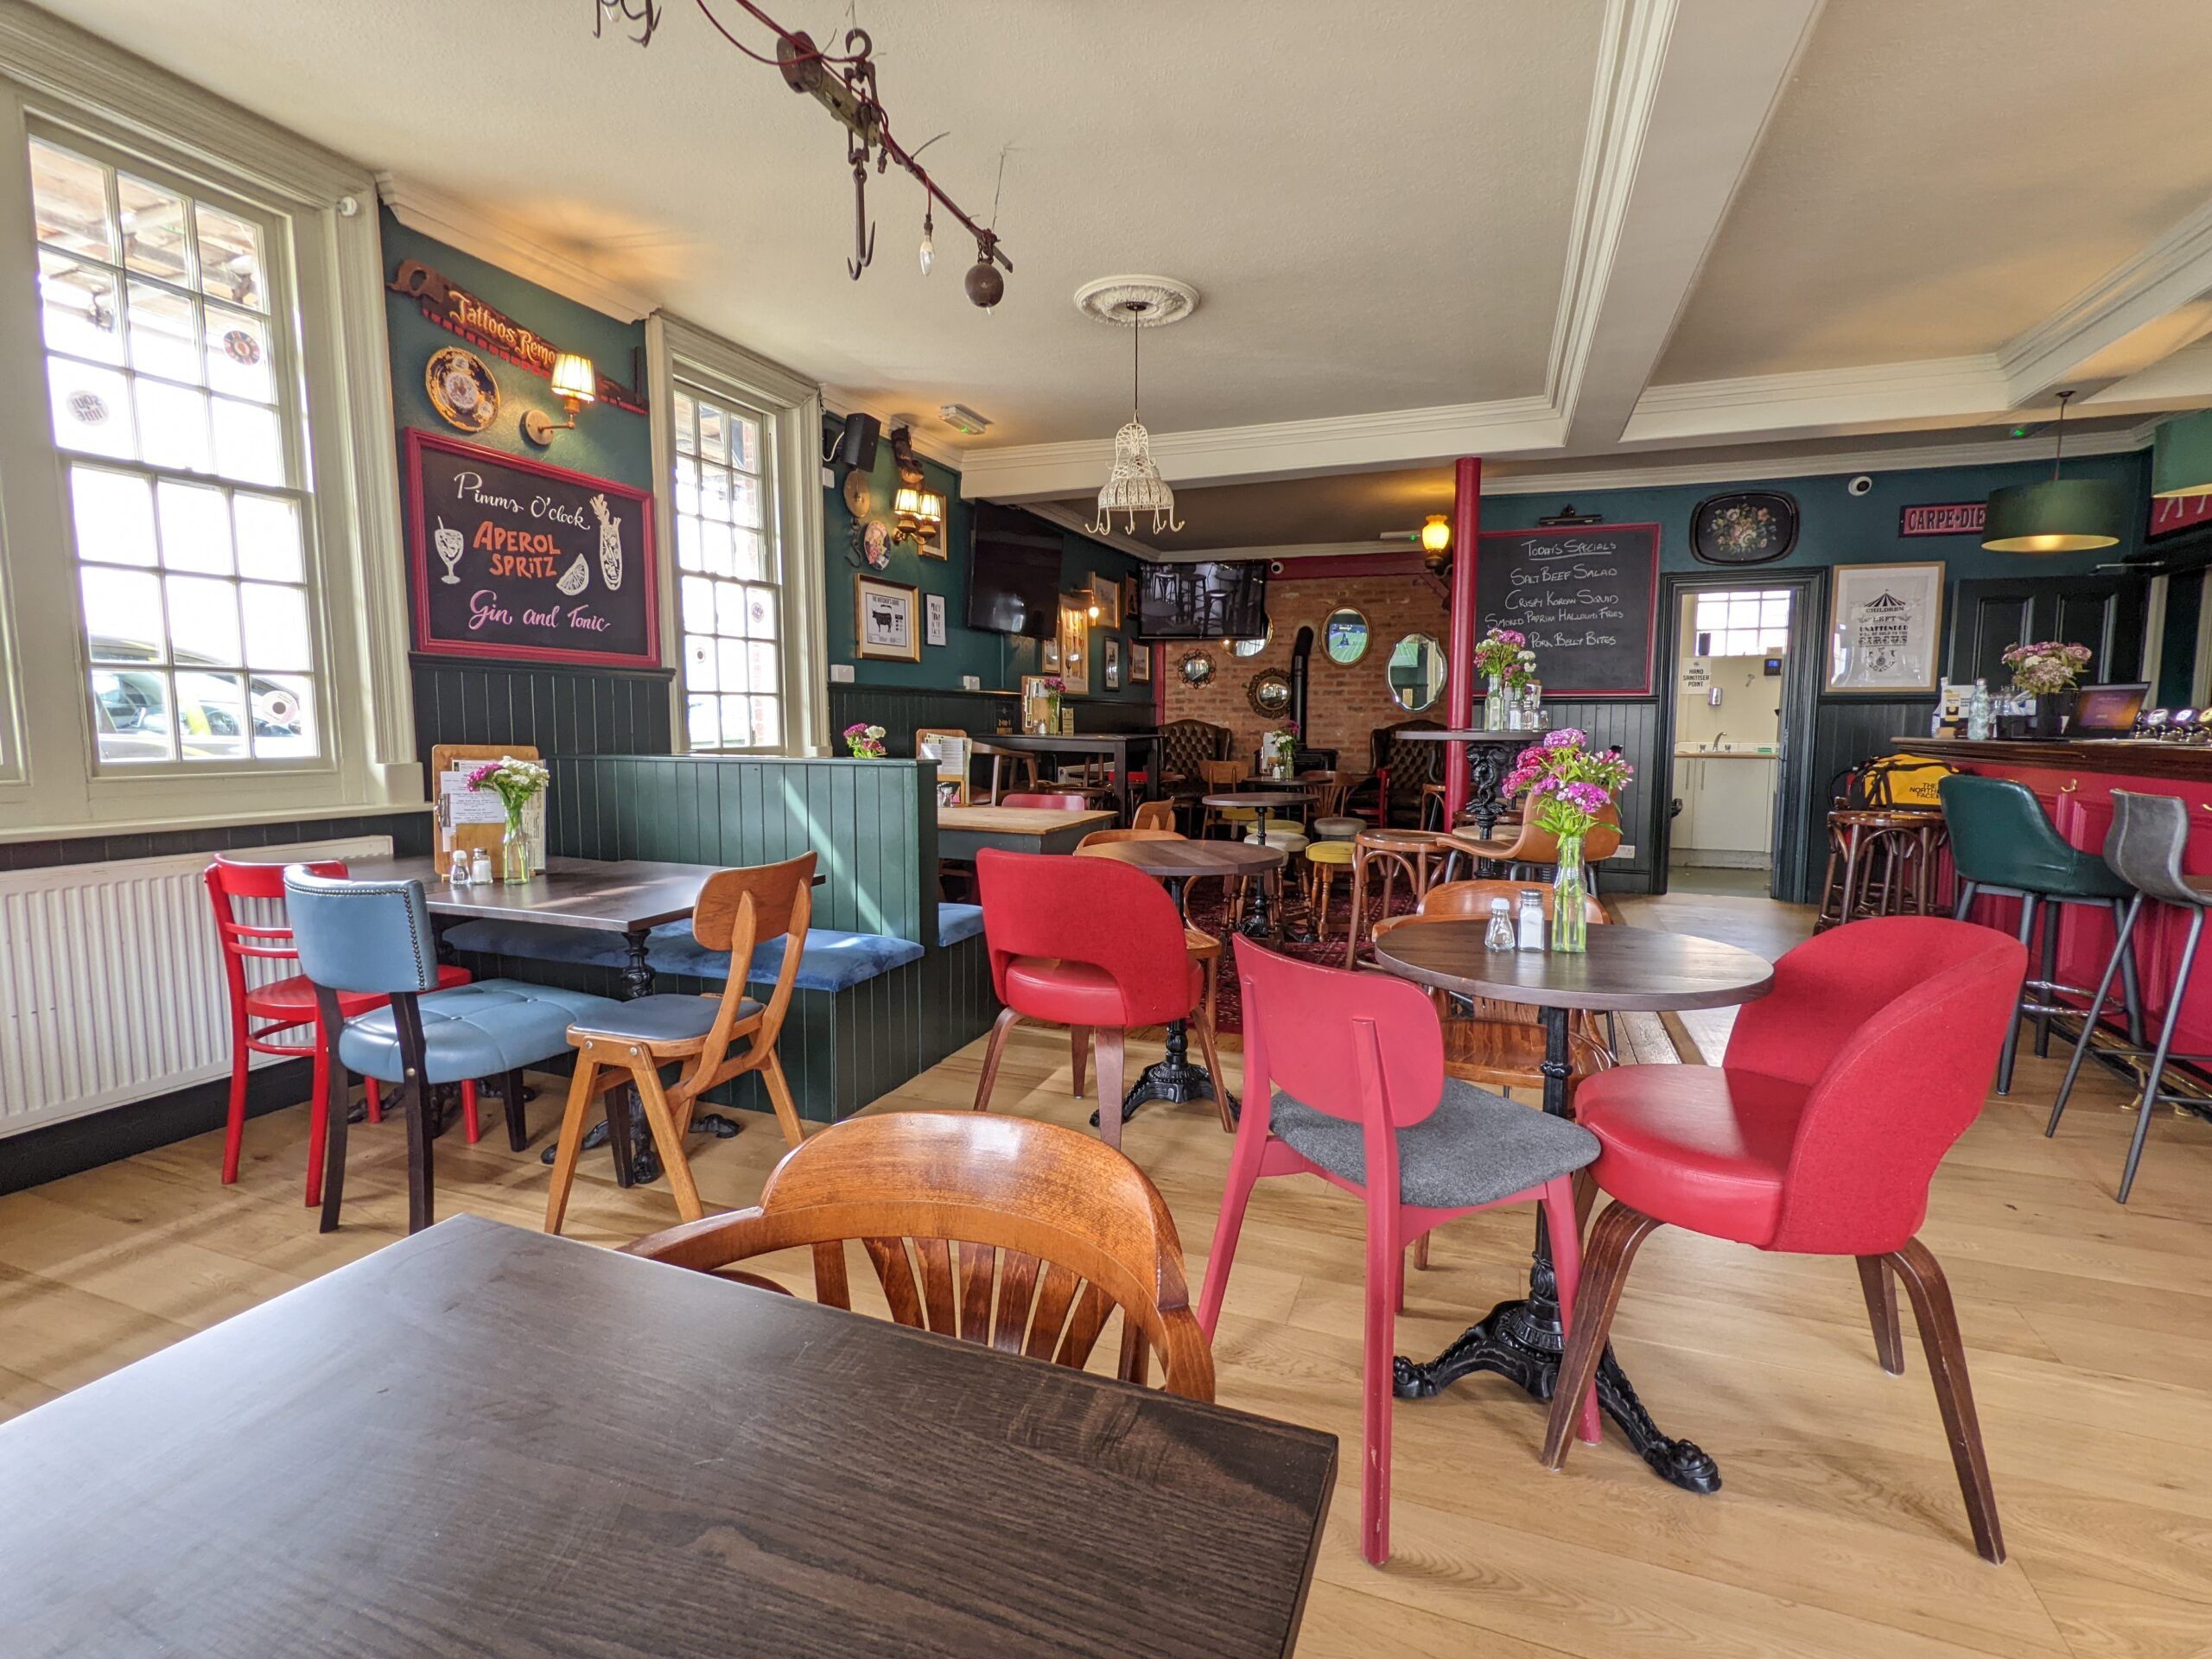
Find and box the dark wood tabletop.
[1077,838,1284,877]
[981,732,1157,753]
[1372,920,1775,1012]
[0,1216,1336,1659]
[1395,728,1533,741]
[1201,791,1307,810]
[345,855,723,931]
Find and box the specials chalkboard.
[1473,524,1659,696]
[405,430,659,667]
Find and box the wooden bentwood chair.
[1541,917,2025,1562]
[625,1110,1215,1399]
[546,853,817,1233]
[1201,938,1599,1565]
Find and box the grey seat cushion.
[1313,817,1365,839]
[567,992,762,1044]
[1268,1077,1599,1209]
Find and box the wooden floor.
[4,947,2212,1657]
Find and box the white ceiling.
[32,0,2212,551]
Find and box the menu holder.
[429,742,545,867]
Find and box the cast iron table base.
[1389,1001,1721,1495]
[1107,874,1241,1128]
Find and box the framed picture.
[1826,561,1945,694]
[854,573,920,662]
[1130,643,1151,683]
[1089,571,1121,628]
[1103,636,1122,690]
[1124,573,1140,625]
[924,591,947,647]
[1040,637,1061,672]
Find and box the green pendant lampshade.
[2152,407,2212,498]
[1982,388,2125,553]
[1981,476,2125,553]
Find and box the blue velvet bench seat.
[938,903,985,944]
[440,919,923,993]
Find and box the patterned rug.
[1184,875,1422,1036]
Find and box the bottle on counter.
[1967,679,1992,741]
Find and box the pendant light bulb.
[918,208,934,276]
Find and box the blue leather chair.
[284,868,626,1235]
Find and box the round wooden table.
[1077,837,1282,1125]
[1202,791,1309,939]
[1370,921,1775,1495]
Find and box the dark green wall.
[383,210,671,759]
[822,418,1154,708]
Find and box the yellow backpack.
[1843,753,1956,810]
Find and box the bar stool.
[1938,774,2140,1096]
[1342,829,1449,967]
[1304,838,1357,938]
[1815,808,1949,930]
[2049,790,2204,1202]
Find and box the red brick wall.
[1160,571,1449,767]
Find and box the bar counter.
[1889,733,2212,1057]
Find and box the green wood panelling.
[412,660,674,760]
[544,754,931,944]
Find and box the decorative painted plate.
[1691,490,1798,566]
[863,519,892,569]
[425,346,499,435]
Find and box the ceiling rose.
[1073,275,1200,328]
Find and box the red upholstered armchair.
[1542,917,2026,1562]
[971,849,1223,1149]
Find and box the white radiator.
[0,836,391,1136]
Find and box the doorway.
[1656,571,1823,902]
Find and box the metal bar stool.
[1937,774,2140,1096]
[1342,829,1448,967]
[2049,789,2206,1202]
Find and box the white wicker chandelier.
[1077,276,1197,537]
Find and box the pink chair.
[1000,791,1091,810]
[1199,937,1602,1565]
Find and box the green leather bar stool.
[1938,774,2142,1096]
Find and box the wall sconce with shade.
[1981,389,2125,554]
[2152,407,2212,500]
[893,482,945,553]
[523,353,597,445]
[1419,512,1452,578]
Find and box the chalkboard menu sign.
[405,430,659,667]
[1473,524,1659,696]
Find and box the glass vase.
[1550,832,1587,953]
[500,804,533,885]
[1484,672,1506,730]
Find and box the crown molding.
[1488,429,2145,495]
[1143,539,1408,565]
[2000,193,2212,402]
[376,173,655,322]
[819,385,968,472]
[1623,356,2012,446]
[957,395,1561,500]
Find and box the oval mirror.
[1228,621,1273,658]
[1324,607,1370,665]
[1247,667,1294,718]
[1387,632,1446,713]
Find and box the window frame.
[0,12,416,836]
[646,313,826,756]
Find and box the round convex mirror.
[1247,667,1294,718]
[1227,620,1273,658]
[1323,607,1370,665]
[1387,632,1446,713]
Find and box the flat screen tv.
[1135,560,1268,641]
[966,505,1062,638]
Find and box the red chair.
[1000,791,1091,810]
[971,849,1226,1147]
[1200,937,1601,1566]
[204,855,473,1205]
[1541,917,2025,1563]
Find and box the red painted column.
[1442,455,1483,825]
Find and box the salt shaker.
[1516,889,1546,950]
[447,849,470,885]
[1484,896,1516,951]
[469,848,493,886]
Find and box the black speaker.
[832,412,880,472]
